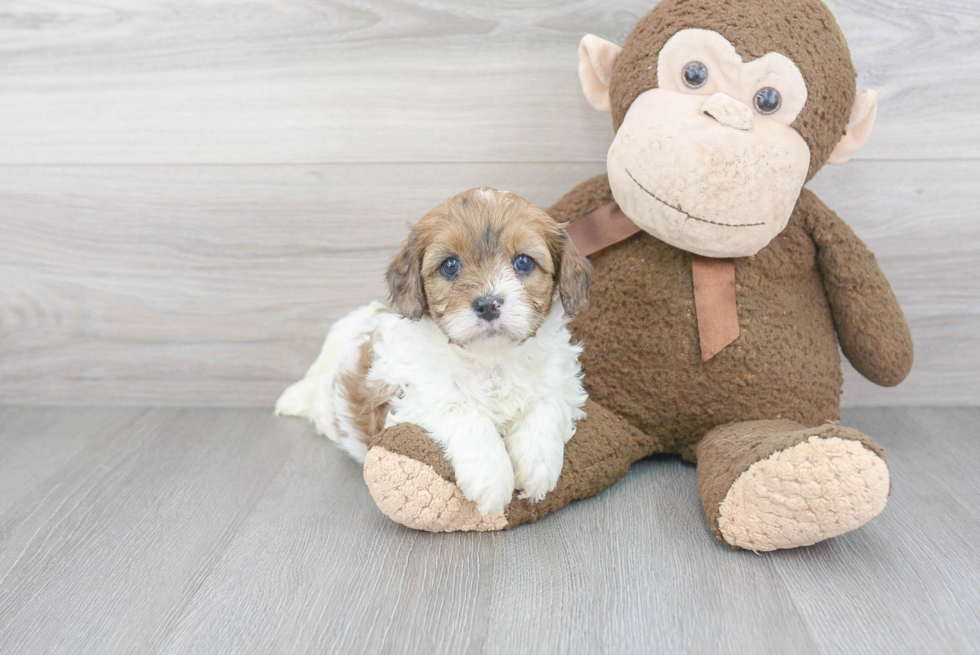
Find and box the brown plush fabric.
[696,419,889,541]
[371,422,456,484]
[505,399,658,527]
[570,179,851,454]
[365,175,912,543]
[370,400,658,529]
[610,0,856,180]
[805,194,915,386]
[548,174,616,226]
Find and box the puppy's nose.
[472,295,503,322]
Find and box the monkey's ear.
[828,90,878,165]
[385,233,425,320]
[578,35,622,113]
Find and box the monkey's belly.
[572,228,842,455]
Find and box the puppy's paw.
[515,463,559,503]
[453,447,516,516]
[507,432,564,503]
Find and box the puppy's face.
[386,188,592,346]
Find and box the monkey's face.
[578,1,878,259]
[606,29,811,258]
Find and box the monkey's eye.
[754,87,782,115]
[440,257,461,279]
[682,61,708,89]
[513,254,535,274]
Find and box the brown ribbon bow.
[566,202,740,361]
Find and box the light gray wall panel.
[0,0,976,406]
[0,0,975,164]
[1,161,975,406]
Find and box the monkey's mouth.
[625,169,766,228]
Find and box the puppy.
[276,187,592,515]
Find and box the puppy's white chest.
[371,311,580,441]
[453,362,528,429]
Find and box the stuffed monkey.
[361,0,913,550]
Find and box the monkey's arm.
[547,173,614,223]
[805,190,913,387]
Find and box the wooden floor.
[0,407,977,654]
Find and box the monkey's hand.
[807,191,913,387]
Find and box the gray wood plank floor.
[0,408,976,654]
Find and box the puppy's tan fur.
[387,188,591,339]
[336,339,394,448]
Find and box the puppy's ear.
[554,230,592,317]
[385,231,425,320]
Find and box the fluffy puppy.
[276,187,592,515]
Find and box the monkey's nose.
[702,92,753,131]
[472,295,503,322]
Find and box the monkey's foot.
[362,423,507,532]
[711,425,890,551]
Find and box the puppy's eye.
[754,87,782,115]
[683,61,708,89]
[513,254,535,274]
[440,257,461,279]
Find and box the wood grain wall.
[1,0,977,407]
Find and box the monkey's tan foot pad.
[718,436,890,551]
[363,447,508,532]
